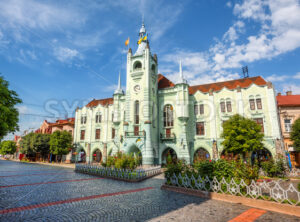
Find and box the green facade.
[73,23,283,165]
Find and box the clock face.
[134,85,141,92]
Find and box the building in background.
[73,23,283,165]
[277,91,300,168]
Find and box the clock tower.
[124,22,158,165]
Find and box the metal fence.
[166,173,300,206]
[75,164,161,181]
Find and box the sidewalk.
[1,158,75,169]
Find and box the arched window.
[151,64,156,71]
[133,61,142,70]
[163,105,174,127]
[95,112,101,123]
[134,101,139,124]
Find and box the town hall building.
[73,23,283,165]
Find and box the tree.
[290,118,300,152]
[33,133,50,158]
[49,131,72,161]
[19,133,51,160]
[0,76,22,141]
[19,132,36,156]
[221,114,264,157]
[0,140,17,155]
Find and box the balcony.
[160,133,176,141]
[125,131,145,138]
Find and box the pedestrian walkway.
[0,160,299,222]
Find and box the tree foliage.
[49,131,72,155]
[221,114,264,156]
[0,76,22,141]
[20,132,37,155]
[0,140,17,155]
[290,118,300,152]
[33,133,50,156]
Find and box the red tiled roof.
[86,98,114,107]
[51,118,75,126]
[277,95,300,107]
[157,74,175,89]
[189,76,267,94]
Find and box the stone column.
[143,121,154,166]
[103,143,107,163]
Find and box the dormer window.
[133,61,142,70]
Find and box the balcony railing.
[160,133,176,141]
[125,131,145,138]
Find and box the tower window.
[151,64,156,71]
[133,61,142,70]
[134,101,139,124]
[163,105,174,127]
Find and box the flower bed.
[75,164,161,182]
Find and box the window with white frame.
[81,115,87,124]
[226,99,232,112]
[194,103,204,116]
[284,119,292,132]
[249,95,262,110]
[95,112,102,123]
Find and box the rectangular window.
[95,129,100,140]
[112,113,114,121]
[194,104,198,115]
[284,119,292,132]
[249,99,255,110]
[165,128,171,138]
[200,104,204,115]
[254,118,264,132]
[80,130,85,140]
[226,101,232,112]
[256,98,262,109]
[220,102,225,113]
[112,128,115,139]
[95,115,98,123]
[196,122,205,135]
[134,126,139,136]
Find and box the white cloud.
[0,0,85,31]
[53,47,81,63]
[226,2,232,8]
[294,72,300,79]
[282,84,300,94]
[266,74,288,82]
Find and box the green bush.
[165,158,260,185]
[103,151,141,170]
[261,158,286,178]
[297,183,300,192]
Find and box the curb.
[161,184,300,217]
[2,159,75,169]
[75,171,162,183]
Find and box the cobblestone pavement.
[0,160,299,222]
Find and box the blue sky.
[1,0,300,138]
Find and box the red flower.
[209,160,212,162]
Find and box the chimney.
[286,91,292,96]
[277,92,281,96]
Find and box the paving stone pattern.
[0,160,299,222]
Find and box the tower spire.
[178,60,187,84]
[114,71,123,94]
